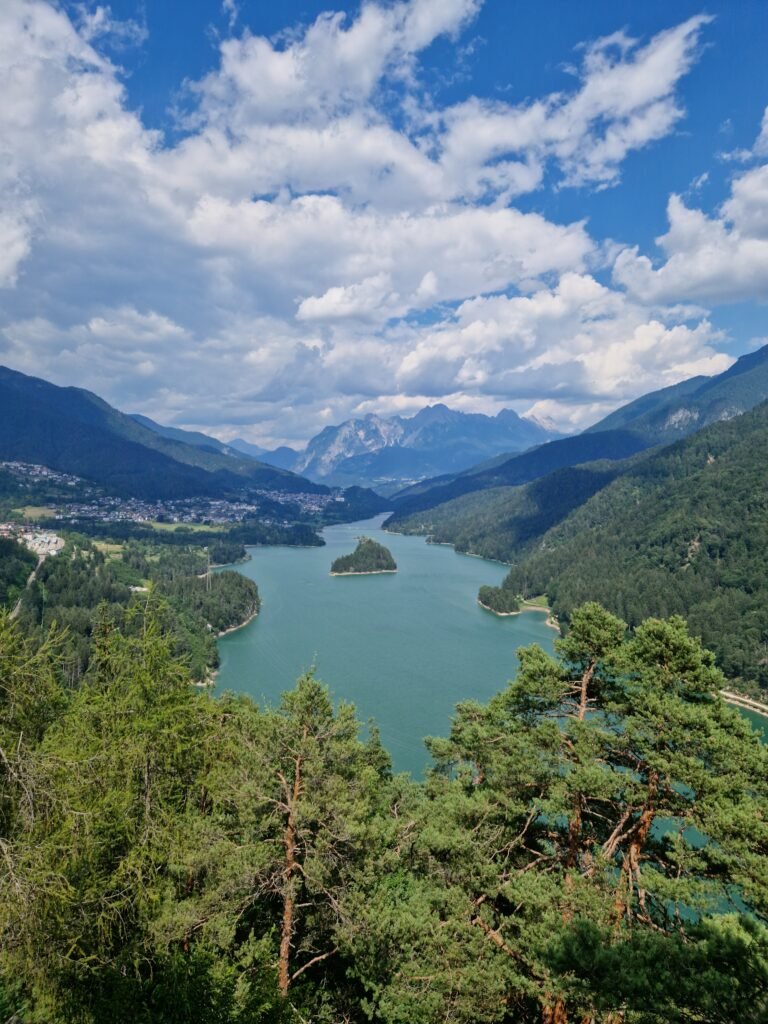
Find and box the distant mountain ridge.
[387,344,768,518]
[0,366,327,500]
[229,438,300,470]
[584,344,768,443]
[130,414,246,459]
[251,403,563,493]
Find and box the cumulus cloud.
[395,274,731,424]
[614,159,768,304]
[0,0,741,442]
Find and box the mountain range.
[387,343,768,518]
[387,343,768,689]
[231,404,562,493]
[0,366,379,511]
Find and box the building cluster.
[257,489,345,512]
[0,522,64,557]
[48,490,339,525]
[1,461,343,526]
[0,461,83,487]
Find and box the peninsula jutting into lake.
[330,535,397,575]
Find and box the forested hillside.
[388,430,648,517]
[388,343,768,521]
[0,538,37,608]
[13,537,259,680]
[391,461,626,563]
[492,402,768,690]
[0,601,765,1023]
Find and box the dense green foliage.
[14,539,133,679]
[209,540,248,565]
[0,602,766,1022]
[158,571,260,635]
[392,462,624,563]
[492,402,768,691]
[0,538,36,608]
[330,537,397,574]
[388,430,648,518]
[13,538,259,680]
[478,584,520,614]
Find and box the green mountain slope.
[389,343,768,520]
[391,460,628,563]
[495,402,768,689]
[0,366,323,499]
[388,430,648,518]
[130,414,249,459]
[585,344,768,444]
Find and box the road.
[9,555,44,621]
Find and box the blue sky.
[0,0,766,444]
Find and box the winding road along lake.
[217,515,556,774]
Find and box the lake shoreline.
[330,569,398,576]
[210,554,252,569]
[720,689,768,718]
[194,608,261,689]
[217,607,259,637]
[478,599,560,631]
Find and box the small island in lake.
[330,537,398,575]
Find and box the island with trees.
[330,536,397,575]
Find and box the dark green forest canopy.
[0,537,36,608]
[11,536,259,681]
[394,402,768,694]
[0,601,766,1023]
[390,460,626,563]
[330,536,397,574]
[478,583,520,614]
[491,402,768,692]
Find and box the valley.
[2,256,768,1024]
[217,515,555,774]
[4,5,768,1020]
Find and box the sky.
[0,0,766,447]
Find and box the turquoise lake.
[216,515,557,775]
[217,514,768,773]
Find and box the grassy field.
[521,594,549,609]
[14,506,56,522]
[94,541,124,560]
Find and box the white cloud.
[0,0,738,442]
[394,274,732,428]
[614,161,768,304]
[221,0,239,31]
[429,15,711,201]
[754,106,768,156]
[0,209,35,287]
[74,4,148,49]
